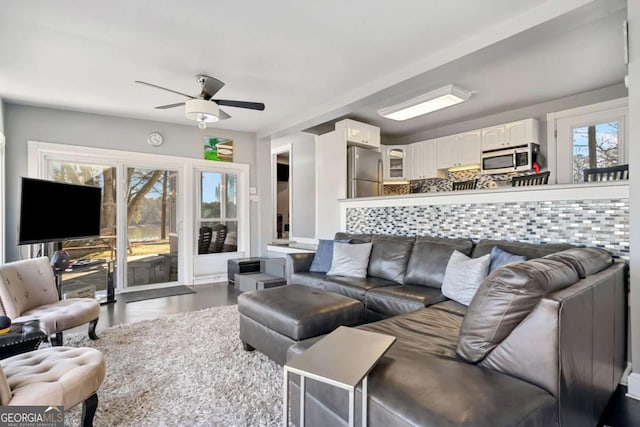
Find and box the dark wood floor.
[68,282,640,426]
[68,282,240,334]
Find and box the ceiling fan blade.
[154,102,185,110]
[199,75,226,99]
[135,80,196,99]
[213,99,265,111]
[218,109,231,120]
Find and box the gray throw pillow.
[441,250,491,306]
[309,239,350,273]
[327,242,373,278]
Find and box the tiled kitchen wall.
[346,198,629,259]
[408,169,516,193]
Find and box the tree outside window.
[572,121,619,183]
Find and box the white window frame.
[548,97,628,184]
[197,171,239,231]
[28,141,250,287]
[192,159,250,284]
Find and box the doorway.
[272,146,291,241]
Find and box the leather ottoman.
[238,285,365,365]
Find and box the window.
[572,121,620,183]
[199,171,238,253]
[550,98,627,184]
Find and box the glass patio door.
[46,160,117,297]
[124,167,179,288]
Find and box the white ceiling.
[0,0,601,136]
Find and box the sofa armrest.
[285,253,316,284]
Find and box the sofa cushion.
[365,285,446,316]
[322,276,397,301]
[457,258,579,363]
[403,236,475,288]
[367,235,415,284]
[489,246,527,272]
[472,239,577,259]
[288,306,556,427]
[334,232,372,244]
[327,242,372,278]
[309,239,350,273]
[441,251,491,306]
[543,247,612,279]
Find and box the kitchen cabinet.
[335,119,381,148]
[436,131,481,169]
[407,140,437,180]
[481,118,539,151]
[382,145,407,180]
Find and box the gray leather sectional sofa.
[282,233,626,427]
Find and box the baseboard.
[193,274,228,285]
[626,372,640,400]
[621,362,633,385]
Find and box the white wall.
[271,133,316,239]
[4,103,258,261]
[0,98,4,134]
[627,0,640,399]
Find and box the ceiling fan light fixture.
[378,84,472,121]
[185,99,219,130]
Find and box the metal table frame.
[283,326,395,427]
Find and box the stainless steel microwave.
[481,143,539,174]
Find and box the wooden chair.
[583,165,629,182]
[198,226,213,254]
[211,224,228,253]
[511,171,550,187]
[452,179,478,191]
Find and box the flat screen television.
[18,177,102,245]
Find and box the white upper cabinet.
[335,119,381,148]
[407,140,436,180]
[481,118,539,151]
[436,135,458,169]
[382,145,407,180]
[456,130,481,166]
[436,131,480,169]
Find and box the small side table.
[0,320,48,360]
[284,326,396,427]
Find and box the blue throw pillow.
[309,239,350,273]
[489,246,527,272]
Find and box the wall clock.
[147,132,164,147]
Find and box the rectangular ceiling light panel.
[379,84,472,121]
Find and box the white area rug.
[64,305,282,426]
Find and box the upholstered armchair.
[0,346,106,426]
[0,257,100,346]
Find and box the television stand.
[54,259,116,305]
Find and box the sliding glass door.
[47,160,117,297]
[125,167,179,287]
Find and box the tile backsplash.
[408,169,516,193]
[346,198,629,259]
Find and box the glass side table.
[0,320,48,360]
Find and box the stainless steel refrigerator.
[347,146,383,198]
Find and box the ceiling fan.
[135,74,265,130]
